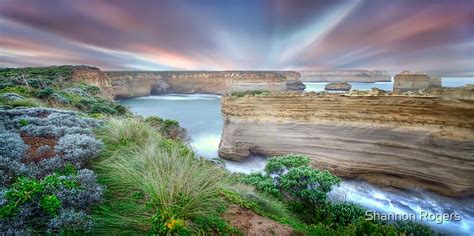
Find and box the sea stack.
[393,71,441,92]
[324,82,352,91]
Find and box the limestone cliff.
[393,71,442,92]
[106,71,303,98]
[71,66,113,98]
[299,70,391,82]
[219,88,474,196]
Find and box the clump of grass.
[93,118,229,234]
[0,97,43,108]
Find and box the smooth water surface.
[120,92,473,235]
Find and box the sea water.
[304,77,474,92]
[119,81,474,235]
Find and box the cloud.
[0,0,472,76]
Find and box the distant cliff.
[299,70,391,82]
[70,66,114,98]
[219,88,474,196]
[106,71,304,98]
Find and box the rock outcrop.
[219,88,474,196]
[324,82,351,91]
[393,71,442,92]
[106,71,304,98]
[276,71,306,90]
[71,66,114,98]
[299,70,391,82]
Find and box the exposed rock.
[106,71,290,98]
[299,70,391,82]
[71,66,113,98]
[218,89,474,197]
[275,71,306,90]
[393,71,442,92]
[324,82,351,91]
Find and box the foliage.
[145,116,188,141]
[315,201,366,226]
[280,166,341,206]
[264,154,310,176]
[0,97,42,108]
[395,221,435,236]
[55,133,103,167]
[239,173,281,199]
[0,167,103,233]
[230,89,271,97]
[36,87,55,98]
[93,118,228,234]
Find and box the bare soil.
[222,205,293,236]
[21,133,58,162]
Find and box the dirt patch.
[21,133,58,162]
[223,205,293,236]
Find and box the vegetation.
[0,66,437,235]
[230,89,271,97]
[0,66,127,116]
[92,118,236,234]
[237,154,435,235]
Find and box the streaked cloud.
[0,0,472,76]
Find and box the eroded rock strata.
[106,71,304,98]
[325,82,351,91]
[299,70,391,82]
[393,71,442,92]
[219,88,474,196]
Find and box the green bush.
[395,221,435,236]
[239,173,281,198]
[265,154,310,176]
[37,87,55,98]
[316,201,366,226]
[280,166,341,206]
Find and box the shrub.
[394,221,435,236]
[0,129,27,161]
[280,166,341,206]
[239,173,281,199]
[37,87,55,98]
[48,209,94,233]
[145,116,188,141]
[55,134,103,166]
[265,154,310,176]
[0,167,103,233]
[316,201,366,226]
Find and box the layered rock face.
[393,71,442,92]
[275,71,306,90]
[325,82,351,91]
[299,70,391,82]
[71,66,113,98]
[106,71,302,98]
[219,89,474,196]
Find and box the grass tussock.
[93,118,229,234]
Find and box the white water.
[119,80,474,235]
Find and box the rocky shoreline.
[218,88,474,197]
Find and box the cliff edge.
[219,87,474,196]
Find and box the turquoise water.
[119,90,474,235]
[305,77,474,92]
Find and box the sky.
[0,0,473,76]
